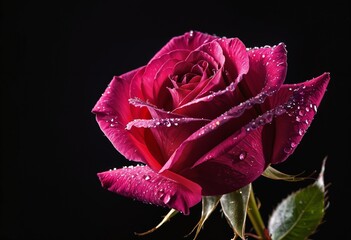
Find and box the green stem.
[247,185,269,239]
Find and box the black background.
[1,1,350,239]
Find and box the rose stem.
[247,185,270,240]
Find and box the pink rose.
[92,31,330,214]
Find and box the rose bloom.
[92,31,330,214]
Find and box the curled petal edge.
[97,165,202,215]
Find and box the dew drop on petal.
[163,194,171,204]
[284,146,292,153]
[298,129,304,136]
[239,151,247,160]
[313,104,318,112]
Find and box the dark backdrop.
[1,1,350,239]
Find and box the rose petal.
[182,127,266,195]
[245,43,287,96]
[140,50,190,107]
[268,72,330,164]
[186,41,224,69]
[128,97,210,162]
[207,37,250,94]
[92,73,162,170]
[97,165,202,214]
[173,38,249,118]
[161,86,277,173]
[127,117,209,162]
[151,31,218,60]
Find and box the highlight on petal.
[126,117,208,130]
[97,165,202,215]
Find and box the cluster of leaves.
[135,157,328,240]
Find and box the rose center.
[170,60,215,91]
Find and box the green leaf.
[134,208,178,236]
[187,195,221,240]
[262,165,309,182]
[268,158,327,240]
[220,184,251,239]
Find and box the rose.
[92,31,330,215]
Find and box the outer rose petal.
[151,31,218,61]
[245,43,288,96]
[183,127,266,195]
[97,165,202,214]
[268,72,330,164]
[92,72,161,170]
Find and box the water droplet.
[265,113,273,122]
[144,175,151,181]
[284,146,292,153]
[239,152,247,160]
[313,104,318,112]
[298,129,304,135]
[163,194,171,204]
